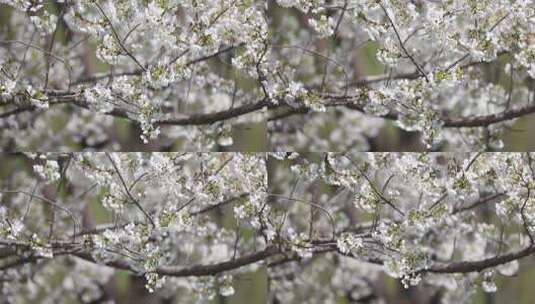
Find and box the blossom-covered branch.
[0,1,533,150]
[2,152,535,302]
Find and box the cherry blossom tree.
[0,1,534,151]
[1,152,535,303]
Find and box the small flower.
[309,15,336,37]
[33,160,61,181]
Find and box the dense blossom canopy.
[2,0,535,303]
[1,152,535,302]
[0,1,534,150]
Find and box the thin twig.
[104,153,155,227]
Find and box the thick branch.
[426,246,535,274]
[442,104,535,127]
[71,246,279,277]
[156,98,269,126]
[268,100,535,129]
[156,246,278,277]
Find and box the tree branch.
[426,246,535,274]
